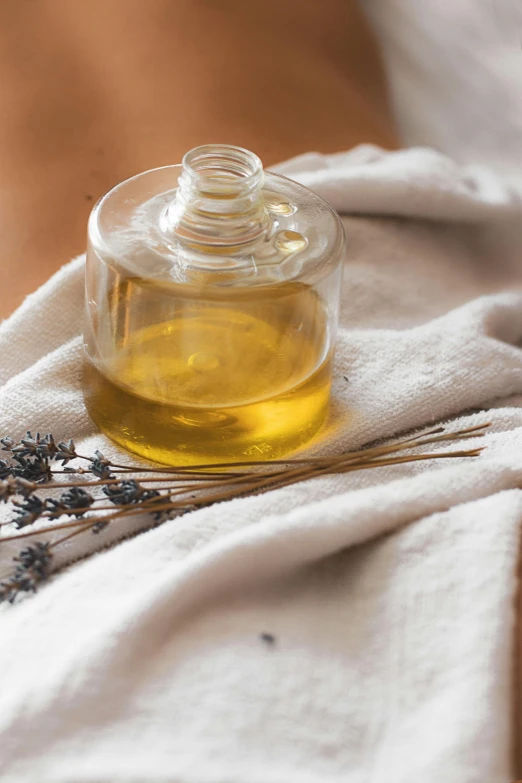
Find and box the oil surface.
[84,279,332,465]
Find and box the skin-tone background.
[2,0,520,775]
[0,0,397,317]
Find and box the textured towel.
[1,145,522,782]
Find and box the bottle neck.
[165,145,268,249]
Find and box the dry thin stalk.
[0,422,490,603]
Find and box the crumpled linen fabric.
[0,146,522,782]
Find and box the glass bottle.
[83,145,345,465]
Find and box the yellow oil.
[83,278,332,465]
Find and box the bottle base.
[83,356,332,466]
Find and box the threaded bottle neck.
[166,144,268,248]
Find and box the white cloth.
[363,0,522,174]
[1,146,522,782]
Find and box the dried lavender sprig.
[0,542,51,603]
[0,422,490,604]
[45,487,96,520]
[2,433,77,464]
[0,422,491,493]
[0,422,490,482]
[0,481,181,531]
[0,423,491,534]
[0,445,484,546]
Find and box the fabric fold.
[1,146,522,782]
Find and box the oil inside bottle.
[84,272,332,465]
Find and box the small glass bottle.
[83,145,345,465]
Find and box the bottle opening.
[181,145,263,195]
[167,144,267,248]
